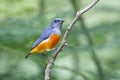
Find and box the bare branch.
[44,0,100,80]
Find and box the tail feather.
[25,53,31,59]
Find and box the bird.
[25,18,64,62]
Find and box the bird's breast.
[53,28,61,35]
[46,34,60,50]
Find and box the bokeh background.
[0,0,120,80]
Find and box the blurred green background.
[0,0,120,80]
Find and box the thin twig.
[44,0,100,80]
[79,17,105,80]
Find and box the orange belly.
[30,34,60,54]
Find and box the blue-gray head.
[50,18,64,29]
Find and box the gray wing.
[30,27,53,50]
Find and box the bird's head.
[50,18,64,29]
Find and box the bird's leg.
[42,54,54,65]
[42,54,50,62]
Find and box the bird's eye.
[55,20,60,22]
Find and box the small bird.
[25,18,64,62]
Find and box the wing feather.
[30,27,53,50]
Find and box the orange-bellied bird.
[25,18,64,62]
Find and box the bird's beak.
[61,20,64,22]
[60,20,64,24]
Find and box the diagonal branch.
[44,0,100,80]
[69,0,104,80]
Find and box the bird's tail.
[25,53,31,59]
